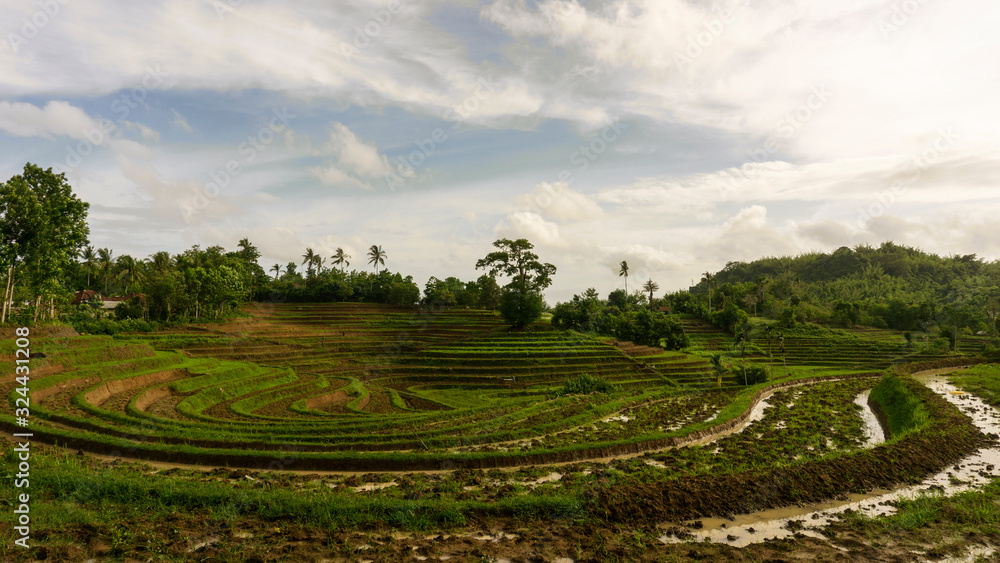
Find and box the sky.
[1,0,999,303]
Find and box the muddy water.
[660,369,1000,548]
[855,389,885,447]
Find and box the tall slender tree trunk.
[32,294,43,324]
[1,266,12,323]
[49,296,54,319]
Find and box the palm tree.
[115,255,144,295]
[313,255,325,274]
[98,248,114,294]
[332,247,351,273]
[368,245,386,275]
[302,248,317,278]
[271,264,281,280]
[618,261,629,310]
[642,279,659,311]
[80,246,96,287]
[734,321,752,385]
[149,251,172,272]
[710,354,728,388]
[702,271,714,313]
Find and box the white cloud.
[495,211,563,246]
[516,182,604,222]
[310,122,403,189]
[0,100,103,141]
[171,109,194,134]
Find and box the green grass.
[947,363,1000,406]
[870,374,930,438]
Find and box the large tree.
[475,238,556,328]
[0,163,90,323]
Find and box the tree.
[618,261,629,310]
[476,238,556,328]
[236,238,259,264]
[302,248,317,278]
[367,245,387,274]
[702,271,714,313]
[149,251,173,273]
[115,255,144,295]
[98,248,114,294]
[80,245,96,287]
[710,354,728,388]
[1,164,90,322]
[271,263,281,280]
[332,247,351,273]
[643,279,659,310]
[476,274,501,311]
[734,321,752,386]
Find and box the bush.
[556,374,617,396]
[869,375,929,437]
[72,317,154,335]
[732,364,769,386]
[710,303,750,335]
[499,289,545,328]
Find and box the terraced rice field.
[2,305,967,476]
[4,305,995,562]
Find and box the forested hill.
[707,242,986,286]
[679,242,999,337]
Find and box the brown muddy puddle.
[660,370,1000,549]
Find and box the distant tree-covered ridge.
[667,242,1000,351]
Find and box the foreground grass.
[948,363,1000,406]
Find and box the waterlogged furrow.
[660,369,1000,548]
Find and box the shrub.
[869,375,929,437]
[556,374,617,396]
[710,303,750,335]
[732,364,769,386]
[499,289,545,328]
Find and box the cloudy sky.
[2,0,999,302]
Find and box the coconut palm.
[302,248,317,277]
[270,263,281,280]
[710,354,727,389]
[702,271,714,313]
[98,248,114,294]
[149,251,173,273]
[367,245,386,275]
[332,247,351,273]
[642,279,659,310]
[618,261,629,310]
[80,245,97,287]
[115,255,144,295]
[313,255,325,274]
